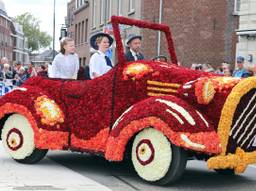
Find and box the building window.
[72,7,75,22]
[83,57,86,66]
[75,24,78,45]
[85,19,88,42]
[76,0,85,8]
[128,0,135,14]
[106,0,112,21]
[76,0,79,9]
[118,0,122,16]
[100,0,105,25]
[234,0,241,13]
[92,0,96,28]
[78,22,81,44]
[81,21,84,43]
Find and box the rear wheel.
[131,128,187,185]
[1,114,47,164]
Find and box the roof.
[33,49,59,62]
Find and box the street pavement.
[47,151,256,191]
[0,144,111,191]
[1,143,256,191]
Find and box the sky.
[3,0,70,50]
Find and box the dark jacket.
[125,49,144,62]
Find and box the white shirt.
[89,51,112,79]
[48,64,53,78]
[51,53,80,79]
[130,49,138,61]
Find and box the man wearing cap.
[125,34,144,62]
[232,56,250,78]
[89,32,114,79]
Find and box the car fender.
[105,95,221,161]
[0,85,68,150]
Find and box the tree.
[15,12,52,51]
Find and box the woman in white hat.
[89,33,114,79]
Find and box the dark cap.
[237,56,245,63]
[125,34,142,46]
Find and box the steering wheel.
[151,55,168,62]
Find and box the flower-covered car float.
[1,16,256,185]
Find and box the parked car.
[0,16,256,185]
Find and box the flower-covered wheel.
[1,114,48,164]
[132,128,187,185]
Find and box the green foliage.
[15,12,52,51]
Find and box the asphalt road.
[47,151,256,191]
[0,145,111,191]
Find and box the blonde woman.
[51,37,79,79]
[89,33,114,79]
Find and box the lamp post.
[52,0,56,60]
[157,0,163,56]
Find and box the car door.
[62,69,115,153]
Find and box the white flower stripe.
[14,87,27,92]
[180,134,206,150]
[183,84,192,89]
[196,110,209,127]
[166,109,184,125]
[112,106,133,129]
[156,99,196,126]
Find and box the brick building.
[140,0,239,68]
[1,0,29,65]
[66,0,90,67]
[66,0,141,66]
[0,1,13,62]
[66,0,76,40]
[11,21,29,64]
[66,0,239,68]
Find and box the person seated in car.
[51,37,79,79]
[125,34,144,62]
[89,33,114,79]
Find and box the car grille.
[230,89,256,152]
[146,80,181,97]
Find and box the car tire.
[1,114,47,164]
[214,169,235,176]
[131,128,187,185]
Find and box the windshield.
[111,16,178,65]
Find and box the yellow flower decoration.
[34,96,65,126]
[195,78,216,105]
[211,77,240,92]
[123,63,153,80]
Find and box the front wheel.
[131,128,187,185]
[1,114,48,164]
[214,169,235,176]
